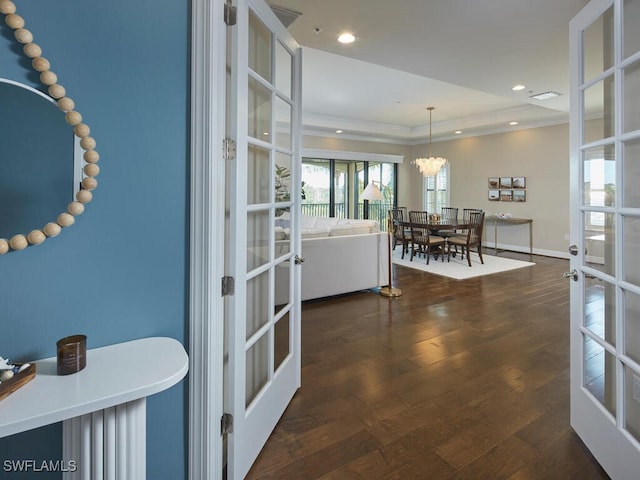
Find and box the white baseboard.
[487,242,570,260]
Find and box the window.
[423,164,450,213]
[584,157,615,230]
[301,158,397,230]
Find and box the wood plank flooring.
[247,251,610,479]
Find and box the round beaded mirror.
[0,0,99,254]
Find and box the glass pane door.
[227,0,302,478]
[570,1,640,477]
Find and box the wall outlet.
[564,233,570,241]
[633,374,640,403]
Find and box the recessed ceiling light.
[530,91,561,100]
[337,33,355,44]
[335,129,343,134]
[512,85,526,91]
[454,130,462,134]
[509,121,519,126]
[262,132,269,136]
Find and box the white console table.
[0,337,189,479]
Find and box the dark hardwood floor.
[247,251,610,479]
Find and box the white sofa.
[276,214,389,301]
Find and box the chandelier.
[413,107,447,177]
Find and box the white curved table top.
[0,337,189,438]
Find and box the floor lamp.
[361,182,402,298]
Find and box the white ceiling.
[268,0,590,142]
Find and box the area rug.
[392,249,534,280]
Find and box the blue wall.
[0,0,189,478]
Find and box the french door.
[569,0,640,477]
[226,1,302,479]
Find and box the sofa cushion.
[280,216,379,235]
[329,224,371,236]
[307,216,340,229]
[301,227,330,239]
[336,219,379,233]
[274,226,287,240]
[275,217,290,228]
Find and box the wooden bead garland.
[84,164,99,177]
[9,235,28,251]
[48,83,65,99]
[43,223,62,237]
[27,229,46,245]
[74,123,90,137]
[76,190,93,204]
[84,150,99,163]
[80,136,96,150]
[31,56,49,72]
[22,43,41,58]
[0,2,100,254]
[67,201,85,216]
[14,28,32,43]
[40,70,56,85]
[65,110,82,125]
[57,213,75,228]
[5,13,23,28]
[82,177,97,190]
[57,97,75,112]
[0,0,16,14]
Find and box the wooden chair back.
[441,207,459,223]
[467,211,485,244]
[389,209,405,239]
[408,210,429,243]
[462,208,483,223]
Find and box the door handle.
[568,244,587,256]
[563,269,578,281]
[294,255,305,265]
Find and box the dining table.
[398,219,469,260]
[400,219,469,235]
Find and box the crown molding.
[302,106,571,145]
[302,148,404,163]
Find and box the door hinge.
[221,413,233,434]
[223,137,236,161]
[221,276,235,296]
[224,2,237,26]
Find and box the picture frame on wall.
[500,177,512,188]
[512,176,526,189]
[500,190,513,201]
[488,177,499,189]
[488,189,500,201]
[513,190,526,202]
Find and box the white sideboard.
[0,337,189,479]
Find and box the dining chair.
[408,210,446,264]
[439,207,459,238]
[462,208,483,224]
[447,211,485,266]
[449,208,484,257]
[389,209,410,259]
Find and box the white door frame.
[189,0,226,478]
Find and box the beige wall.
[303,122,579,258]
[404,123,571,257]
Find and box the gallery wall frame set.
[488,177,526,202]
